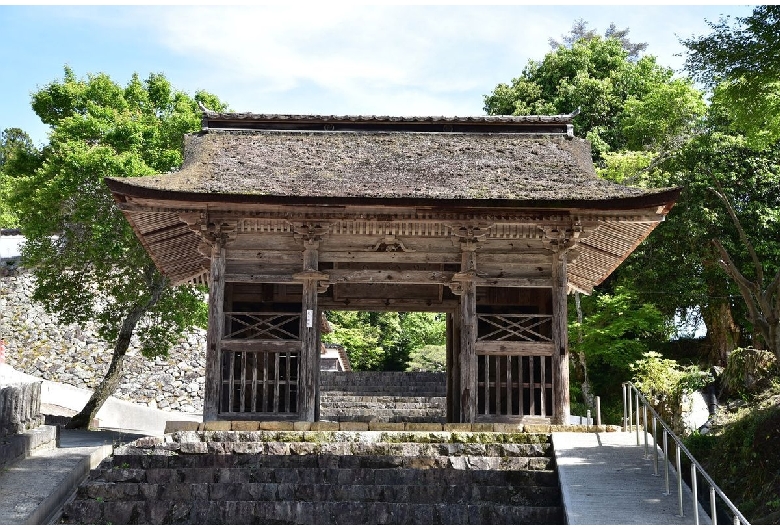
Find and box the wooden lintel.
[476,341,554,356]
[225,273,297,284]
[319,299,458,311]
[475,277,552,288]
[322,269,455,284]
[321,251,462,264]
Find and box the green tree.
[323,311,445,371]
[548,18,648,59]
[570,286,672,406]
[0,128,41,228]
[484,30,705,160]
[615,111,780,364]
[11,67,226,428]
[683,5,780,148]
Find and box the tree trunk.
[66,273,167,430]
[574,292,594,408]
[702,301,740,366]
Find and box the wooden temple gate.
[106,112,679,425]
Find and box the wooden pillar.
[456,241,478,423]
[552,251,571,424]
[445,312,459,423]
[294,225,328,422]
[203,241,225,421]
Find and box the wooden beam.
[220,339,302,352]
[476,341,554,356]
[323,269,454,284]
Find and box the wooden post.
[456,240,479,423]
[203,241,225,421]
[445,312,458,423]
[552,251,570,424]
[295,226,328,422]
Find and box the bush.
[406,344,446,372]
[630,351,713,430]
[722,347,776,397]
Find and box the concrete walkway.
[0,428,144,525]
[552,431,713,525]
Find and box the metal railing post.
[652,415,659,476]
[627,384,633,432]
[676,443,684,517]
[622,384,628,431]
[664,429,670,495]
[635,391,641,446]
[643,403,649,458]
[692,463,699,525]
[710,487,717,525]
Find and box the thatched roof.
[105,113,680,292]
[105,113,677,209]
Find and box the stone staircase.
[319,371,447,423]
[61,429,564,525]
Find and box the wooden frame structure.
[106,112,679,424]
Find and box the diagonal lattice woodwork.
[223,313,301,341]
[477,314,553,342]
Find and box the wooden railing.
[476,312,554,419]
[219,312,302,417]
[220,349,299,415]
[223,312,301,341]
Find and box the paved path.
[552,431,713,525]
[0,428,143,525]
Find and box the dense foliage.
[683,5,780,149]
[323,311,446,371]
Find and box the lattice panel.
[477,314,553,342]
[477,353,553,418]
[220,350,299,415]
[223,313,301,341]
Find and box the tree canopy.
[683,6,780,149]
[484,30,705,160]
[10,67,226,428]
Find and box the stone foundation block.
[368,421,405,431]
[231,421,260,431]
[201,421,232,431]
[164,421,200,434]
[257,421,295,431]
[339,421,369,431]
[404,422,442,432]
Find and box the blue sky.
[1,4,756,147]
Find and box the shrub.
[722,347,776,397]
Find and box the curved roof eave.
[105,177,681,214]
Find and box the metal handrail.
[622,382,750,525]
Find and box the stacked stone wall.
[0,271,206,414]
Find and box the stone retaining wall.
[0,271,206,414]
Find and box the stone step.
[64,499,565,525]
[77,479,560,506]
[320,411,446,423]
[319,387,446,393]
[319,395,446,403]
[111,452,553,472]
[94,466,559,489]
[114,436,551,458]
